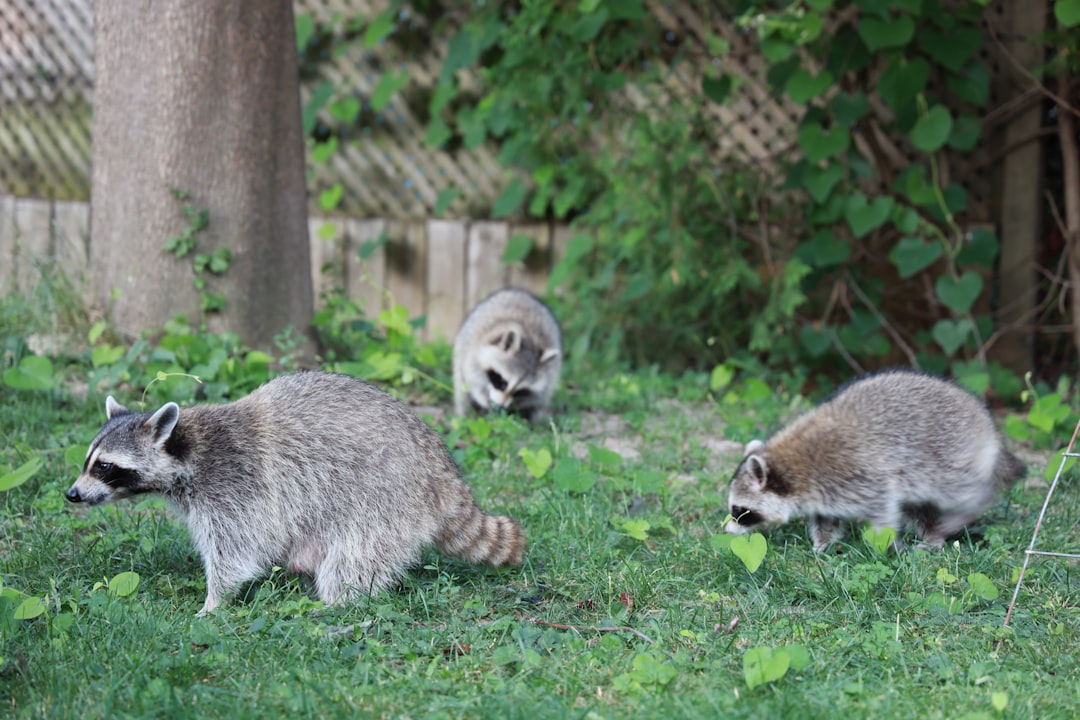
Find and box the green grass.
[2,338,1080,719]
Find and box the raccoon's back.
[456,288,562,350]
[769,371,1009,492]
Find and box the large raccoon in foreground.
[67,371,526,614]
[724,370,1025,551]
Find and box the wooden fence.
[0,195,567,341]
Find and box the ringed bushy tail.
[436,494,526,568]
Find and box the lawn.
[1,354,1079,719]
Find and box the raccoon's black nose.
[65,487,83,503]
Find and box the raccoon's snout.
[65,487,83,503]
[731,506,764,526]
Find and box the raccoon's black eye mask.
[731,506,764,527]
[486,370,508,391]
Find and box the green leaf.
[3,355,57,390]
[616,517,651,541]
[861,525,897,554]
[744,646,790,689]
[14,596,46,620]
[794,229,850,268]
[519,447,553,480]
[319,183,344,211]
[829,92,869,128]
[844,194,894,238]
[709,363,735,391]
[966,572,999,601]
[311,137,338,164]
[371,69,409,111]
[1056,0,1080,26]
[948,60,990,106]
[570,8,609,41]
[503,233,534,264]
[492,178,527,218]
[797,121,850,163]
[785,68,834,103]
[0,456,44,492]
[108,571,141,598]
[329,96,361,124]
[878,57,929,115]
[956,228,999,267]
[295,13,314,50]
[857,14,915,51]
[801,163,845,203]
[786,644,811,672]
[363,10,395,49]
[434,187,460,215]
[551,457,595,493]
[629,653,677,685]
[991,691,1009,712]
[302,81,335,135]
[730,532,767,573]
[931,318,972,355]
[948,113,982,151]
[935,272,983,314]
[889,236,943,278]
[588,444,623,468]
[799,324,833,357]
[702,74,733,104]
[911,105,954,153]
[918,25,982,71]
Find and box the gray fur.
[67,371,526,615]
[453,287,562,423]
[724,370,1026,551]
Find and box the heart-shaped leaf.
[1056,0,1080,27]
[519,447,553,480]
[794,229,850,268]
[911,105,954,153]
[551,457,595,493]
[956,228,999,268]
[857,14,914,51]
[3,355,57,391]
[503,233,534,264]
[14,596,46,620]
[931,318,972,356]
[801,164,845,204]
[861,525,897,554]
[935,272,983,314]
[966,572,999,601]
[108,571,141,598]
[744,646,790,689]
[730,532,767,573]
[0,456,44,492]
[829,91,869,128]
[844,194,894,238]
[797,121,850,163]
[786,68,834,103]
[889,236,942,278]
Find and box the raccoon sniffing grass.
[723,370,1026,551]
[67,371,526,615]
[453,287,562,423]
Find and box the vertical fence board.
[385,220,429,335]
[508,223,552,295]
[466,221,509,310]
[427,220,467,342]
[14,198,53,292]
[309,217,345,302]
[344,218,388,318]
[550,224,573,297]
[52,199,90,300]
[0,195,15,297]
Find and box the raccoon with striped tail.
[453,287,562,423]
[723,370,1026,551]
[66,371,526,615]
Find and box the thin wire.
[1002,415,1080,628]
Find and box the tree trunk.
[90,0,313,353]
[1060,71,1080,364]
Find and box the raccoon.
[66,371,526,615]
[724,370,1025,551]
[453,287,562,423]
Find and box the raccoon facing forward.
[724,370,1026,551]
[453,287,562,423]
[66,371,526,615]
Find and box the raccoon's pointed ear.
[747,455,768,489]
[490,328,522,353]
[744,439,764,456]
[146,402,180,445]
[105,396,130,419]
[539,347,561,364]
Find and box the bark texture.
[90,0,312,351]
